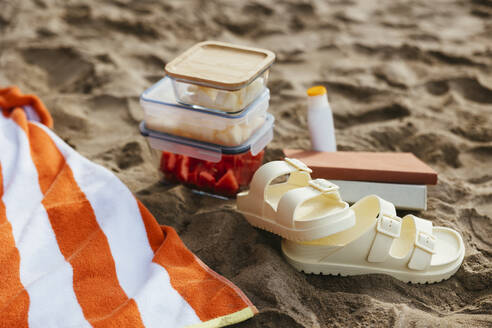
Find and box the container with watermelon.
[158,151,264,196]
[140,113,274,197]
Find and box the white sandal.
[237,158,355,241]
[281,195,465,284]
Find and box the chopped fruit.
[163,152,177,173]
[160,152,167,172]
[188,165,200,186]
[237,151,264,185]
[197,171,216,189]
[176,156,189,182]
[215,154,234,178]
[215,169,239,194]
[157,150,265,195]
[187,157,200,172]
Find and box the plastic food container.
[140,114,274,196]
[165,41,275,113]
[140,77,269,147]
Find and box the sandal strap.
[249,158,312,204]
[276,179,341,228]
[367,197,399,263]
[406,215,436,270]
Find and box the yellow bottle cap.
[307,86,327,97]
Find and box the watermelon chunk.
[164,152,177,173]
[175,156,190,183]
[197,171,215,189]
[160,152,168,173]
[188,165,200,186]
[187,157,200,172]
[215,169,239,195]
[215,154,234,178]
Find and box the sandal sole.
[281,241,465,284]
[240,210,355,241]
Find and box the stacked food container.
[139,41,276,196]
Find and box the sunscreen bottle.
[307,86,337,151]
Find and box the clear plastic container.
[140,77,269,147]
[140,114,274,196]
[169,70,269,113]
[164,41,275,113]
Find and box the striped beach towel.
[0,87,256,328]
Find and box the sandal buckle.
[285,158,312,173]
[376,213,401,238]
[308,179,339,193]
[414,231,436,254]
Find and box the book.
[283,150,438,185]
[331,180,427,211]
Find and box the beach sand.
[1,0,491,326]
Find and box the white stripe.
[133,263,201,327]
[23,106,41,123]
[36,123,201,327]
[0,118,90,327]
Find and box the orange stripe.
[0,165,29,328]
[9,107,29,133]
[86,299,147,328]
[0,291,30,328]
[151,225,252,322]
[24,123,145,327]
[0,86,53,128]
[27,124,65,194]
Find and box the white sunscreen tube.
[307,86,337,151]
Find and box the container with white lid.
[165,41,275,113]
[140,114,275,196]
[140,77,269,147]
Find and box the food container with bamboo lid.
[165,41,275,113]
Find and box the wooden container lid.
[164,41,275,90]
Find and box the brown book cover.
[283,150,438,185]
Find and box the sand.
[1,0,491,326]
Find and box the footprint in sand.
[450,114,492,143]
[400,132,462,168]
[21,47,95,93]
[314,80,390,102]
[115,141,144,170]
[468,145,492,161]
[64,3,159,39]
[426,77,492,104]
[334,103,411,129]
[131,54,167,72]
